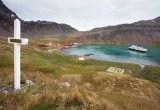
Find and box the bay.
[63,44,160,66]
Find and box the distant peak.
[153,16,160,22]
[0,0,19,19]
[0,0,3,4]
[133,16,160,25]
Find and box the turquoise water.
[63,44,160,66]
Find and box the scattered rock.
[26,80,35,86]
[0,80,35,93]
[2,90,8,94]
[84,83,92,88]
[58,82,70,88]
[0,83,14,93]
[61,74,81,82]
[121,91,126,94]
[140,64,145,69]
[105,87,112,92]
[128,70,132,74]
[48,49,53,52]
[65,82,70,87]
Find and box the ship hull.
[129,48,147,53]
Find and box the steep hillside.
[0,0,78,37]
[79,17,160,45]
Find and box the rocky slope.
[79,17,160,45]
[0,0,78,38]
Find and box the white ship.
[128,45,147,52]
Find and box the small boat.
[84,53,94,56]
[128,45,147,53]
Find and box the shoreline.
[61,44,160,67]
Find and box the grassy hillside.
[0,37,160,110]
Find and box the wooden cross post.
[8,19,28,90]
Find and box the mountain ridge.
[79,17,160,45]
[1,0,160,45]
[0,0,78,37]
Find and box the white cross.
[8,19,28,90]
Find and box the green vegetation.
[0,38,160,110]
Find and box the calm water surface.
[63,44,160,66]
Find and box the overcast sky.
[2,0,160,31]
